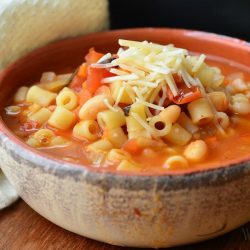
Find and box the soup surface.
[3,39,250,174]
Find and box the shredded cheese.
[195,78,226,135]
[119,63,145,77]
[130,112,155,134]
[165,74,178,97]
[114,86,125,106]
[97,53,112,63]
[149,84,163,103]
[136,98,164,111]
[103,98,119,112]
[102,73,138,83]
[129,80,158,88]
[97,39,224,137]
[192,54,206,73]
[157,86,167,109]
[180,69,197,86]
[110,68,129,76]
[91,62,115,68]
[145,63,170,74]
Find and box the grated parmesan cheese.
[165,74,178,97]
[97,53,112,63]
[129,80,158,88]
[103,98,119,112]
[98,39,224,131]
[124,84,136,102]
[110,68,129,76]
[136,98,164,111]
[91,62,115,68]
[114,86,125,106]
[192,54,206,73]
[101,73,138,83]
[130,112,155,134]
[119,63,145,77]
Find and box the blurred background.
[109,0,250,41]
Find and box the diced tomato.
[167,85,201,104]
[69,75,85,92]
[86,67,114,93]
[77,63,87,78]
[122,139,142,155]
[77,88,92,106]
[85,48,104,65]
[76,48,114,93]
[95,85,111,96]
[167,76,202,105]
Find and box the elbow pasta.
[79,94,114,120]
[39,80,69,93]
[187,98,214,125]
[117,160,140,171]
[106,127,128,148]
[208,91,228,112]
[159,105,181,124]
[5,40,250,174]
[97,108,126,129]
[164,155,189,169]
[177,112,199,134]
[48,106,76,130]
[73,120,99,141]
[33,129,55,146]
[164,123,192,146]
[56,87,78,110]
[111,81,135,104]
[26,86,57,107]
[14,86,29,103]
[87,139,113,152]
[28,107,52,125]
[184,140,208,162]
[107,149,131,163]
[149,115,172,137]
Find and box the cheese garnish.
[114,86,125,106]
[103,98,119,112]
[93,39,223,116]
[130,112,155,135]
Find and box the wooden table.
[0,200,249,250]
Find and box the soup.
[3,39,250,174]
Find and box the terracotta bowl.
[1,28,250,248]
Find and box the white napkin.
[0,172,19,209]
[0,0,109,209]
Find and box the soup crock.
[0,28,250,248]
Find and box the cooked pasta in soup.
[3,39,250,174]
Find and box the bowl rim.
[1,27,250,185]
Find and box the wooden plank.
[0,200,249,250]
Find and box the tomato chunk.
[85,48,104,65]
[86,67,113,94]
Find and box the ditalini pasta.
[3,39,250,174]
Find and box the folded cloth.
[0,0,109,68]
[0,171,19,209]
[0,0,109,209]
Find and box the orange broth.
[3,56,250,174]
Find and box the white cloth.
[0,0,109,68]
[0,171,19,209]
[0,0,109,209]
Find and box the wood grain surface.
[0,200,249,250]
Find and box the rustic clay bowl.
[1,28,250,248]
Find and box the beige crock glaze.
[0,28,250,248]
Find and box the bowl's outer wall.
[1,28,250,248]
